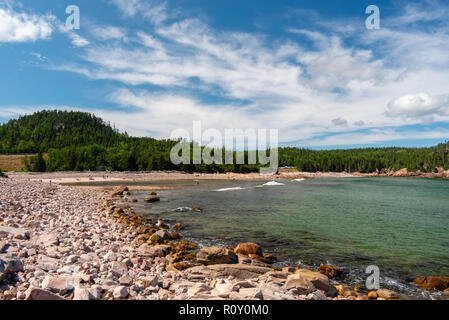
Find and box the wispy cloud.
[25,0,449,146]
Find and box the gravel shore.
[0,174,403,300]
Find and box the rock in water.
[414,276,449,291]
[111,185,129,196]
[318,264,343,278]
[234,243,262,256]
[144,195,160,203]
[196,247,238,265]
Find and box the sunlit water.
[76,177,449,298]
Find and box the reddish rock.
[173,223,183,230]
[368,291,378,299]
[414,276,449,291]
[234,242,262,256]
[319,264,343,278]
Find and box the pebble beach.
[1,173,445,300]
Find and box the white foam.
[294,178,305,182]
[215,187,245,192]
[262,181,285,186]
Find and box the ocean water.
[110,177,449,298]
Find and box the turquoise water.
[115,177,449,297]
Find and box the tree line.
[1,110,448,173]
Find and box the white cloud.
[0,6,55,42]
[67,32,90,47]
[386,93,449,121]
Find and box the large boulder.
[284,274,315,294]
[0,254,23,282]
[184,264,272,280]
[294,269,330,292]
[197,247,238,265]
[234,243,262,256]
[414,276,449,291]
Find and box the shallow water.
[89,177,449,298]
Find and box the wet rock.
[112,185,128,196]
[144,195,160,203]
[368,291,378,299]
[234,242,262,256]
[150,230,169,243]
[376,289,400,300]
[414,276,449,291]
[318,264,343,278]
[294,269,330,292]
[196,247,238,265]
[173,223,183,230]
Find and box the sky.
[1,0,449,149]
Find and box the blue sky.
[1,0,449,149]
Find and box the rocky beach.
[1,173,448,300]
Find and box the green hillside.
[0,110,448,173]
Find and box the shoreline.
[5,168,449,186]
[1,174,447,300]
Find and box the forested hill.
[0,110,128,153]
[0,110,448,173]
